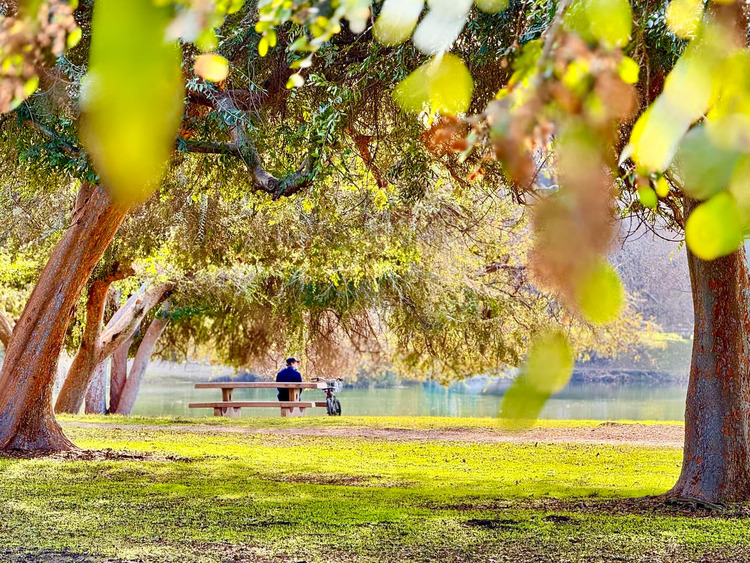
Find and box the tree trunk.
[55,282,171,414]
[85,359,108,415]
[669,198,750,503]
[114,304,170,415]
[0,184,130,451]
[0,310,12,348]
[55,273,129,415]
[109,335,133,413]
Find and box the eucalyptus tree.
[0,0,601,446]
[248,0,750,504]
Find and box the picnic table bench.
[188,381,328,418]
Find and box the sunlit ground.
[1,416,747,562]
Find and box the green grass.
[1,416,746,562]
[57,413,684,429]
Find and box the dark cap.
[286,357,298,365]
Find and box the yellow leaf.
[665,0,703,38]
[617,56,639,84]
[655,176,670,197]
[286,73,305,89]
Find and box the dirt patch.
[61,421,685,448]
[464,518,521,530]
[0,448,190,462]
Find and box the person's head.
[286,357,298,367]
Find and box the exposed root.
[663,496,726,513]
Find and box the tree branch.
[99,282,173,358]
[181,88,317,199]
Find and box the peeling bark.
[55,282,172,415]
[0,310,12,349]
[85,359,108,415]
[668,198,750,503]
[53,265,133,414]
[109,335,133,413]
[0,183,130,451]
[114,303,170,415]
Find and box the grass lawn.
[1,416,748,562]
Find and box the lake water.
[130,364,688,421]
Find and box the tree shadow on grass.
[0,448,193,462]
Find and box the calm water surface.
[130,364,688,421]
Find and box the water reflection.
[131,367,687,421]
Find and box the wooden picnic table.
[188,381,327,418]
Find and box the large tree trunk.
[55,282,171,415]
[109,336,133,413]
[114,304,170,415]
[0,184,129,451]
[669,198,750,503]
[85,359,108,415]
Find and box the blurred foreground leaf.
[500,330,574,428]
[673,126,739,200]
[393,53,474,114]
[81,0,184,203]
[194,54,229,82]
[685,191,743,261]
[665,0,703,39]
[575,260,624,326]
[564,0,632,49]
[373,0,424,46]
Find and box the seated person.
[276,357,302,401]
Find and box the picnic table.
[188,381,328,418]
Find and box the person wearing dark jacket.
[276,357,302,401]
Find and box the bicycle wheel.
[326,397,336,416]
[332,397,342,416]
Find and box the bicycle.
[311,377,343,416]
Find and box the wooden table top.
[195,382,325,389]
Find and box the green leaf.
[474,0,509,13]
[685,191,744,261]
[574,260,624,326]
[393,54,474,115]
[564,0,632,48]
[637,185,657,208]
[673,125,740,200]
[499,330,574,426]
[80,0,184,203]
